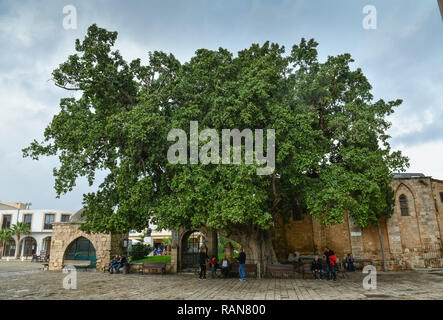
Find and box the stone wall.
[275,177,443,270]
[48,222,126,271]
[431,179,443,244]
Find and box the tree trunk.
[15,235,21,260]
[226,227,278,278]
[377,220,387,272]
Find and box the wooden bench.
[63,260,91,271]
[139,262,166,275]
[229,263,257,278]
[266,264,296,278]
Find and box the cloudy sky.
[0,0,442,212]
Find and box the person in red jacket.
[323,247,337,281]
[209,256,218,279]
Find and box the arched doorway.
[20,237,37,257]
[64,237,97,268]
[181,231,206,270]
[41,236,51,256]
[2,239,16,257]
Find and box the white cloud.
[1,0,442,211]
[396,141,443,179]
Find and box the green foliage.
[11,223,30,237]
[132,255,171,263]
[163,237,172,246]
[0,228,13,243]
[129,242,153,261]
[218,234,241,252]
[23,25,409,238]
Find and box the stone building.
[48,173,443,272]
[273,173,443,270]
[48,208,126,271]
[168,173,443,272]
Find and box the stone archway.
[180,230,205,270]
[64,236,97,268]
[49,221,126,271]
[170,227,218,272]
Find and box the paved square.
[0,262,442,300]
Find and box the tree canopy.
[23,25,408,255]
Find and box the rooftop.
[393,173,426,179]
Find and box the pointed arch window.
[399,194,409,216]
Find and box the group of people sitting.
[311,247,355,280]
[198,247,248,281]
[106,255,128,274]
[201,253,232,279]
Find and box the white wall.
[0,209,71,232]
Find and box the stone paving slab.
[0,261,46,273]
[0,262,442,300]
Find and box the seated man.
[345,253,355,271]
[108,255,119,273]
[220,255,230,278]
[113,255,128,273]
[311,256,324,280]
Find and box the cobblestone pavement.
[0,262,442,300]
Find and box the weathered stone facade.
[274,175,443,270]
[48,209,126,271]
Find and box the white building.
[0,202,71,259]
[129,224,172,253]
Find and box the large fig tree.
[23,25,408,267]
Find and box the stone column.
[223,242,234,261]
[170,246,179,273]
[348,216,364,258]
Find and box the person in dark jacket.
[113,255,128,273]
[115,255,128,273]
[108,255,119,274]
[323,247,337,281]
[237,248,246,281]
[345,253,355,271]
[311,256,324,280]
[199,247,209,280]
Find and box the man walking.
[237,248,246,281]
